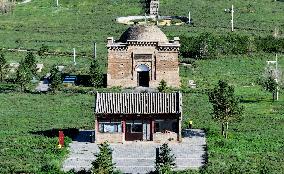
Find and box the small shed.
[95,92,182,143]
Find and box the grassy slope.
[1,0,284,70]
[0,0,284,173]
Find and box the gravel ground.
[62,129,206,174]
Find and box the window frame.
[98,119,122,133]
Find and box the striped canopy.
[95,92,182,115]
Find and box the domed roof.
[119,25,168,43]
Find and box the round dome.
[119,25,168,43]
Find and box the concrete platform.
[62,129,206,174]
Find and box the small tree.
[16,60,33,92]
[24,52,37,75]
[89,59,103,88]
[260,65,281,101]
[262,76,277,101]
[49,65,62,92]
[157,79,167,92]
[91,142,115,174]
[208,80,244,138]
[0,52,7,82]
[155,143,176,174]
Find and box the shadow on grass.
[240,98,263,103]
[30,128,96,143]
[30,128,79,140]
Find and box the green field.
[0,0,284,173]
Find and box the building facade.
[107,25,180,88]
[95,92,182,143]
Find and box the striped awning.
[95,92,182,115]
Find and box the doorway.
[136,64,150,87]
[138,71,149,87]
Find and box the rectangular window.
[126,120,143,133]
[98,119,122,133]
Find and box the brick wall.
[107,43,180,88]
[153,132,178,143]
[96,132,123,144]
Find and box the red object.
[59,131,64,147]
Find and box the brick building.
[107,25,180,88]
[95,92,182,143]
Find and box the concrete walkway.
[62,129,206,174]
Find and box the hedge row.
[180,33,284,59]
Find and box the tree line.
[180,33,284,60]
[0,51,104,93]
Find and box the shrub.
[91,142,116,174]
[157,79,167,92]
[155,143,176,174]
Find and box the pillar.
[122,119,126,143]
[178,117,182,142]
[94,118,99,143]
[151,119,155,141]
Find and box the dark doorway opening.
[138,71,149,87]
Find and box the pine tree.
[157,79,167,92]
[49,65,62,92]
[208,80,244,138]
[24,52,37,75]
[0,52,7,82]
[16,60,33,92]
[89,59,103,88]
[91,142,115,174]
[155,143,176,174]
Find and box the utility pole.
[188,11,191,24]
[73,48,76,65]
[231,5,234,32]
[276,54,279,101]
[94,42,97,59]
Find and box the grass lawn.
[0,93,94,173]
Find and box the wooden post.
[56,0,59,7]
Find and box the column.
[151,119,155,141]
[178,117,182,142]
[122,119,126,143]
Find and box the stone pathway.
[62,129,206,174]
